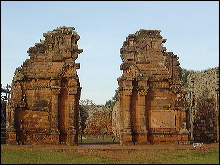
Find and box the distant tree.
[194,89,217,142]
[112,89,119,102]
[79,99,96,106]
[79,99,96,135]
[105,89,118,110]
[180,68,199,87]
[84,110,113,136]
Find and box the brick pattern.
[117,30,189,145]
[6,26,82,145]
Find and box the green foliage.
[79,99,96,106]
[180,68,198,87]
[79,99,96,134]
[105,89,118,110]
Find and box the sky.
[1,1,219,105]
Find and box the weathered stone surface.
[112,101,120,137]
[6,26,82,145]
[117,30,189,145]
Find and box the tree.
[79,99,96,135]
[180,68,199,87]
[79,99,96,106]
[105,89,119,110]
[194,91,216,142]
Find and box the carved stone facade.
[6,26,82,145]
[117,30,189,145]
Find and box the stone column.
[66,87,78,145]
[179,110,189,144]
[120,86,133,145]
[137,86,149,144]
[50,86,61,144]
[6,83,26,145]
[6,102,17,144]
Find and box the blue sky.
[1,1,219,104]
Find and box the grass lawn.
[1,148,219,164]
[1,136,218,164]
[1,149,107,164]
[136,149,219,164]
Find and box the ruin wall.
[6,26,82,145]
[117,29,189,145]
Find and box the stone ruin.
[117,30,189,145]
[6,26,82,145]
[5,27,193,146]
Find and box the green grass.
[1,148,219,164]
[135,149,219,164]
[1,149,112,164]
[2,136,218,164]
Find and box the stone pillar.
[6,102,17,144]
[50,86,61,144]
[136,86,149,144]
[66,87,79,145]
[179,110,189,144]
[120,87,133,145]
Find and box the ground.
[1,142,218,151]
[1,142,219,164]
